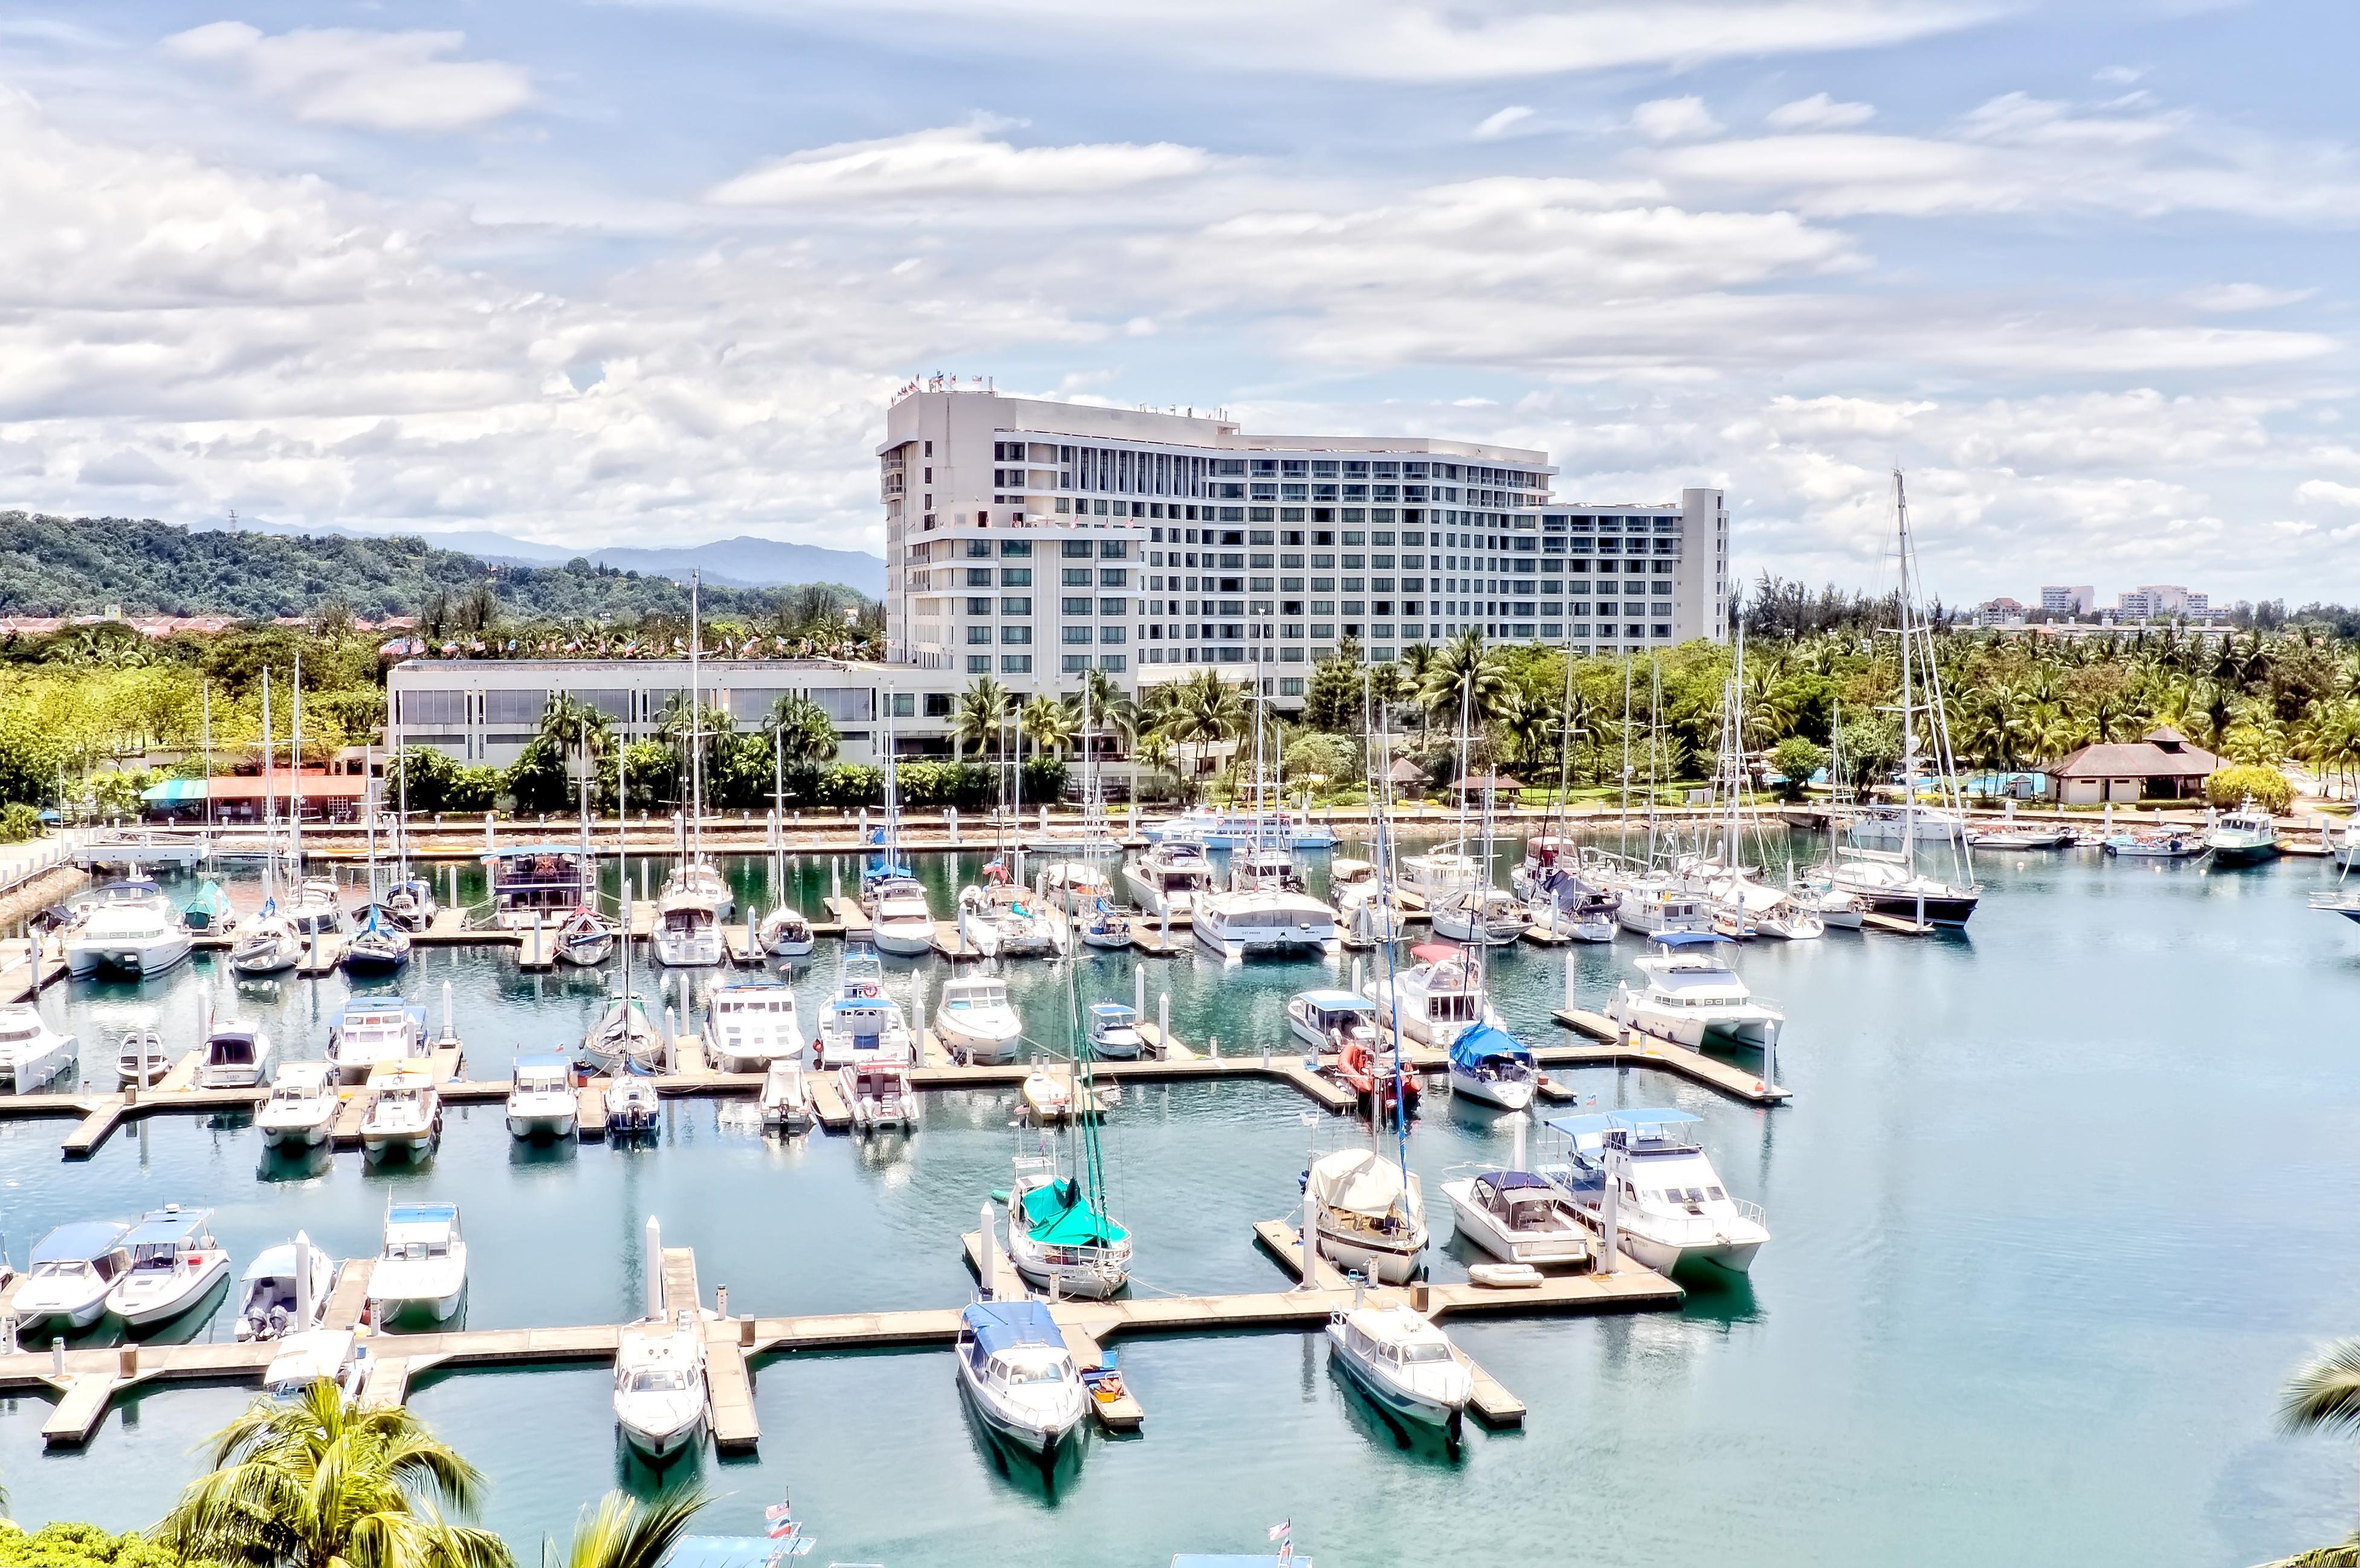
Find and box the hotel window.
[966,567,992,587]
[1100,626,1127,644]
[1001,568,1031,587]
[1062,654,1091,673]
[1310,600,1335,616]
[1063,568,1093,586]
[1062,627,1091,645]
[1000,539,1032,557]
[1098,654,1127,672]
[1062,596,1091,616]
[965,626,992,645]
[1001,596,1032,615]
[1001,654,1032,673]
[966,654,990,673]
[1099,568,1128,586]
[1001,625,1032,645]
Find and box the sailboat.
[659,571,735,928]
[1675,624,1825,941]
[383,712,438,932]
[343,760,413,975]
[1003,949,1131,1297]
[863,694,936,957]
[1194,659,1339,958]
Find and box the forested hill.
[0,512,869,620]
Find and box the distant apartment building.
[2040,586,2095,617]
[1975,597,2026,627]
[875,385,1730,702]
[2113,584,2212,619]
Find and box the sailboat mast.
[200,681,213,834]
[688,572,703,862]
[291,652,304,865]
[261,669,273,834]
[1618,657,1632,861]
[1894,471,1919,878]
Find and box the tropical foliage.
[0,1522,204,1568]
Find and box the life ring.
[856,982,879,999]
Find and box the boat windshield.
[999,1355,1069,1385]
[1398,1341,1453,1364]
[629,1368,693,1393]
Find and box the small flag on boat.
[1269,1520,1289,1542]
[764,1503,794,1523]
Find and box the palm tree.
[1420,629,1509,731]
[764,694,839,767]
[546,1486,713,1568]
[2276,1340,2360,1566]
[953,677,1010,760]
[1020,692,1078,759]
[539,695,612,782]
[154,1379,511,1568]
[1155,669,1245,802]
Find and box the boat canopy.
[1087,1002,1137,1025]
[962,1298,1064,1355]
[385,1203,459,1243]
[1650,931,1732,949]
[479,843,594,861]
[122,1208,212,1250]
[1448,1022,1532,1072]
[333,1000,427,1028]
[512,1051,572,1077]
[240,1234,317,1280]
[1478,1170,1555,1196]
[1545,1107,1702,1150]
[31,1221,128,1263]
[1296,989,1372,1013]
[1409,941,1463,964]
[1308,1147,1420,1218]
[1020,1177,1131,1247]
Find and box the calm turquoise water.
[6,840,2360,1567]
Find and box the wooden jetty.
[1545,1008,1792,1105]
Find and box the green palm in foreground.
[154,1379,511,1568]
[545,1486,713,1568]
[2269,1340,2360,1567]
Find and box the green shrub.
[2205,763,2292,814]
[0,1521,208,1568]
[1770,737,1828,801]
[0,802,43,843]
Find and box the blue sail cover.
[962,1299,1062,1354]
[1449,1022,1531,1073]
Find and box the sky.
[0,0,2353,607]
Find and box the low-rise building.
[2045,725,2220,804]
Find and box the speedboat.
[606,1068,661,1137]
[105,1206,231,1328]
[841,1056,914,1132]
[325,1000,428,1083]
[1325,1304,1474,1439]
[555,906,618,967]
[1967,824,2075,850]
[954,1299,1090,1463]
[867,876,938,957]
[341,906,412,976]
[2105,828,2205,859]
[1528,887,1617,943]
[935,975,1024,1064]
[230,908,304,976]
[759,1059,815,1131]
[287,878,346,937]
[1077,899,1133,950]
[256,1062,340,1150]
[233,1234,334,1343]
[1041,861,1114,915]
[584,993,662,1073]
[1192,885,1338,958]
[957,878,1064,959]
[1446,1022,1537,1111]
[1615,880,1713,937]
[1604,932,1783,1051]
[0,1002,77,1092]
[615,1311,707,1460]
[1122,839,1214,918]
[1540,1106,1770,1276]
[1305,1147,1427,1285]
[1361,943,1502,1048]
[1006,1150,1133,1298]
[384,876,439,932]
[196,1020,273,1089]
[366,1202,468,1323]
[359,1068,442,1162]
[65,895,192,979]
[660,856,735,922]
[758,906,815,960]
[1443,1167,1592,1268]
[115,1026,172,1088]
[180,880,233,932]
[1084,1001,1143,1061]
[1827,853,1980,926]
[504,1053,578,1140]
[12,1221,131,1331]
[703,982,803,1073]
[2206,801,2280,863]
[1429,885,1532,946]
[652,893,723,967]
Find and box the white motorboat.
[1305,1147,1427,1285]
[65,895,192,980]
[1443,1167,1592,1268]
[758,906,815,959]
[1826,853,1980,926]
[0,1002,77,1092]
[1399,843,1484,901]
[1605,932,1784,1051]
[229,909,304,976]
[262,1328,365,1399]
[505,1052,578,1140]
[1122,839,1214,918]
[660,856,735,921]
[1084,1001,1143,1061]
[1041,861,1114,915]
[606,1070,661,1137]
[1288,989,1377,1056]
[703,981,803,1073]
[935,975,1024,1064]
[584,993,663,1073]
[359,1068,442,1162]
[867,876,938,957]
[256,1062,340,1150]
[1844,803,1969,850]
[2206,801,2280,863]
[366,1202,468,1322]
[1799,882,1867,929]
[1446,1022,1537,1111]
[555,905,618,967]
[13,1221,131,1331]
[1682,864,1826,941]
[286,877,346,937]
[813,961,914,1070]
[1966,824,2075,850]
[1616,880,1713,937]
[384,876,439,932]
[105,1206,231,1328]
[957,878,1064,959]
[1145,801,1337,850]
[482,845,597,929]
[614,1311,708,1460]
[341,907,412,976]
[115,1025,171,1087]
[1192,885,1337,958]
[1540,1106,1770,1276]
[2104,828,2205,859]
[841,1056,914,1131]
[1325,1303,1474,1437]
[1361,942,1502,1048]
[954,1299,1091,1462]
[233,1234,334,1343]
[759,1059,815,1131]
[1005,1149,1133,1299]
[1021,1062,1073,1123]
[196,1020,273,1089]
[325,1001,428,1083]
[652,892,723,967]
[1528,887,1617,943]
[1429,886,1532,946]
[1330,858,1408,943]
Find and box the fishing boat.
[0,1002,77,1092]
[1305,1147,1427,1285]
[867,875,938,957]
[359,1067,442,1162]
[1443,1158,1592,1269]
[1077,899,1133,950]
[1429,885,1532,946]
[256,1062,340,1150]
[505,1053,579,1140]
[12,1221,131,1331]
[957,875,1065,958]
[653,891,723,967]
[1605,932,1784,1051]
[615,1311,708,1460]
[555,905,618,967]
[115,1025,171,1087]
[104,1206,231,1328]
[954,1299,1091,1463]
[366,1202,468,1322]
[935,975,1024,1063]
[1085,1001,1143,1061]
[1006,1148,1133,1299]
[759,1059,815,1131]
[233,1234,334,1342]
[703,981,803,1073]
[606,1068,661,1137]
[1325,1304,1474,1439]
[180,880,233,932]
[2104,828,2205,859]
[196,1019,273,1089]
[1120,838,1214,918]
[1446,1022,1537,1111]
[584,992,663,1073]
[1042,861,1114,914]
[341,906,412,976]
[758,906,815,959]
[325,1000,428,1083]
[229,905,303,976]
[64,886,192,979]
[1540,1106,1770,1276]
[2206,801,2280,863]
[842,1054,915,1132]
[1361,943,1502,1048]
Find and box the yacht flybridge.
[1121,838,1214,918]
[1604,932,1784,1051]
[1540,1107,1770,1276]
[1361,942,1501,1048]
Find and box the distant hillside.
[0,512,873,621]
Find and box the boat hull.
[259,1117,332,1150]
[1315,1225,1425,1286]
[870,919,936,957]
[506,1109,577,1141]
[1449,1065,1534,1111]
[15,1288,111,1331]
[1443,1187,1591,1268]
[1323,1323,1466,1429]
[111,1257,231,1328]
[1852,889,1979,925]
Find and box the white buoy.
[644,1216,662,1319]
[1300,1174,1319,1291]
[294,1232,315,1328]
[980,1200,996,1299]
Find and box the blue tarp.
[31,1221,127,1263]
[963,1299,1061,1355]
[1449,1022,1531,1072]
[1651,931,1730,949]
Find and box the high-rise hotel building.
[879,385,1728,699]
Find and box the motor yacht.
[384,876,438,932]
[1122,839,1214,918]
[1305,1147,1427,1285]
[1615,880,1713,937]
[703,982,803,1073]
[1006,1150,1133,1299]
[366,1202,468,1322]
[196,1020,273,1090]
[1447,1022,1537,1111]
[65,894,191,980]
[0,1002,76,1092]
[341,906,412,976]
[841,1055,914,1132]
[614,1311,707,1460]
[1540,1106,1770,1276]
[115,1026,171,1088]
[1330,859,1408,943]
[554,905,618,967]
[653,892,723,967]
[1325,1304,1474,1439]
[1360,943,1502,1048]
[660,856,734,921]
[325,1000,428,1083]
[1429,886,1532,946]
[1604,932,1783,1051]
[482,845,596,929]
[1442,1167,1592,1268]
[105,1207,230,1328]
[505,1053,578,1140]
[584,993,663,1073]
[758,906,815,960]
[957,878,1064,959]
[1084,1001,1143,1061]
[1192,881,1337,960]
[1398,842,1484,902]
[359,1068,442,1163]
[256,1062,340,1150]
[954,1300,1091,1463]
[1826,853,1980,926]
[1145,802,1337,851]
[233,1234,334,1342]
[934,975,1024,1063]
[229,907,304,976]
[759,1059,815,1131]
[867,876,938,957]
[2206,801,2280,863]
[1041,861,1114,915]
[13,1221,131,1331]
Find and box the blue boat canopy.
[387,1203,459,1226]
[139,778,209,804]
[1482,1170,1554,1193]
[122,1208,211,1249]
[1650,931,1731,948]
[31,1221,128,1263]
[962,1299,1062,1355]
[1545,1107,1702,1147]
[1296,988,1371,1011]
[1088,1002,1136,1021]
[662,1539,789,1568]
[331,1000,427,1027]
[1449,1022,1532,1071]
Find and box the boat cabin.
[1464,1170,1578,1236]
[1543,1108,1737,1213]
[509,1053,574,1097]
[959,1300,1078,1387]
[380,1203,462,1263]
[199,1022,270,1086]
[482,845,596,924]
[1292,989,1377,1045]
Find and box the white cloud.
[707,124,1209,205]
[2095,64,2147,85]
[1473,105,1533,140]
[1632,96,1721,142]
[79,448,176,486]
[1767,92,1875,131]
[161,22,533,132]
[2299,480,2360,509]
[2182,282,2318,313]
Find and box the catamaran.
[1604,932,1785,1051]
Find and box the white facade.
[878,387,1727,705]
[2041,586,2095,616]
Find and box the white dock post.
[1511,1112,1527,1172]
[911,972,926,1042]
[1764,1021,1779,1099]
[1209,1033,1220,1060]
[308,923,319,972]
[294,1233,314,1328]
[1299,1172,1319,1291]
[53,1335,66,1376]
[1158,991,1169,1057]
[1159,906,1169,950]
[746,910,757,959]
[442,981,454,1044]
[1351,955,1363,994]
[830,858,841,903]
[1134,963,1145,1020]
[447,863,457,912]
[1599,1138,1621,1275]
[639,860,648,902]
[534,908,544,964]
[1039,804,1049,834]
[859,806,870,842]
[2103,799,2114,841]
[980,1200,996,1299]
[644,1216,662,1319]
[1565,955,1577,1012]
[664,1010,677,1074]
[484,812,494,853]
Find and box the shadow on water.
[254,1143,335,1185]
[1669,1265,1762,1330]
[954,1377,1088,1505]
[1325,1354,1465,1465]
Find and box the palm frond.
[2283,1340,2360,1436]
